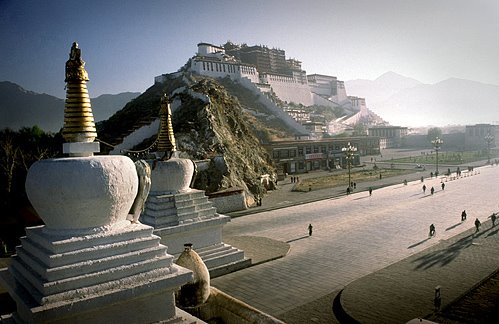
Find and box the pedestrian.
[379,174,382,180]
[422,184,426,194]
[441,182,445,190]
[430,172,433,178]
[353,182,356,189]
[490,213,497,227]
[346,187,350,195]
[308,223,313,236]
[420,176,424,182]
[369,187,373,196]
[430,187,435,195]
[429,224,436,237]
[461,210,467,221]
[403,179,407,185]
[474,218,481,232]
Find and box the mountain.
[0,81,140,132]
[90,92,141,122]
[346,73,499,127]
[0,81,64,132]
[346,71,423,105]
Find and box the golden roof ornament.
[62,42,97,143]
[156,94,177,160]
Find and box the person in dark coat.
[490,213,497,227]
[461,210,467,221]
[308,223,313,236]
[422,184,427,194]
[474,218,481,232]
[441,182,445,190]
[429,224,436,237]
[430,187,435,195]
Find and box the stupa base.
[0,223,193,323]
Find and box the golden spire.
[62,42,97,143]
[156,94,177,159]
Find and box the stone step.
[208,258,252,279]
[141,214,178,228]
[24,224,155,254]
[145,200,176,211]
[10,252,174,297]
[17,245,171,282]
[19,234,161,268]
[195,243,233,258]
[177,207,217,223]
[202,249,246,269]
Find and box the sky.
[1,0,499,100]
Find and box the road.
[212,165,499,316]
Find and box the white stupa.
[0,43,196,323]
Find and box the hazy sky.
[1,0,498,99]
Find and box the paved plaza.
[212,164,499,321]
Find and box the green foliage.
[427,127,443,143]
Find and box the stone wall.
[208,188,247,213]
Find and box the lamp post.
[431,137,443,176]
[342,142,357,190]
[484,133,494,164]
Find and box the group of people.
[430,210,497,237]
[422,183,445,195]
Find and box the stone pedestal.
[0,224,192,323]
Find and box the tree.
[427,127,442,143]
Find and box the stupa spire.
[62,42,97,143]
[156,94,177,160]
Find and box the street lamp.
[484,133,494,164]
[342,142,357,190]
[431,137,443,176]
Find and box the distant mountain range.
[0,81,140,132]
[346,72,499,127]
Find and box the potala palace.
[155,41,386,136]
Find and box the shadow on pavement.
[486,227,498,237]
[286,235,309,243]
[353,196,370,201]
[412,227,493,270]
[407,237,431,249]
[445,222,463,231]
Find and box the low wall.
[207,188,247,213]
[183,287,285,324]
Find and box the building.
[368,126,408,148]
[264,136,380,175]
[464,124,498,151]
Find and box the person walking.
[308,223,313,236]
[429,224,436,237]
[430,187,435,195]
[422,184,427,194]
[474,218,481,232]
[490,213,497,227]
[441,182,445,190]
[461,210,467,221]
[369,187,373,196]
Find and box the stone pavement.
[339,220,499,323]
[213,162,499,323]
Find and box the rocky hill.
[97,73,281,200]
